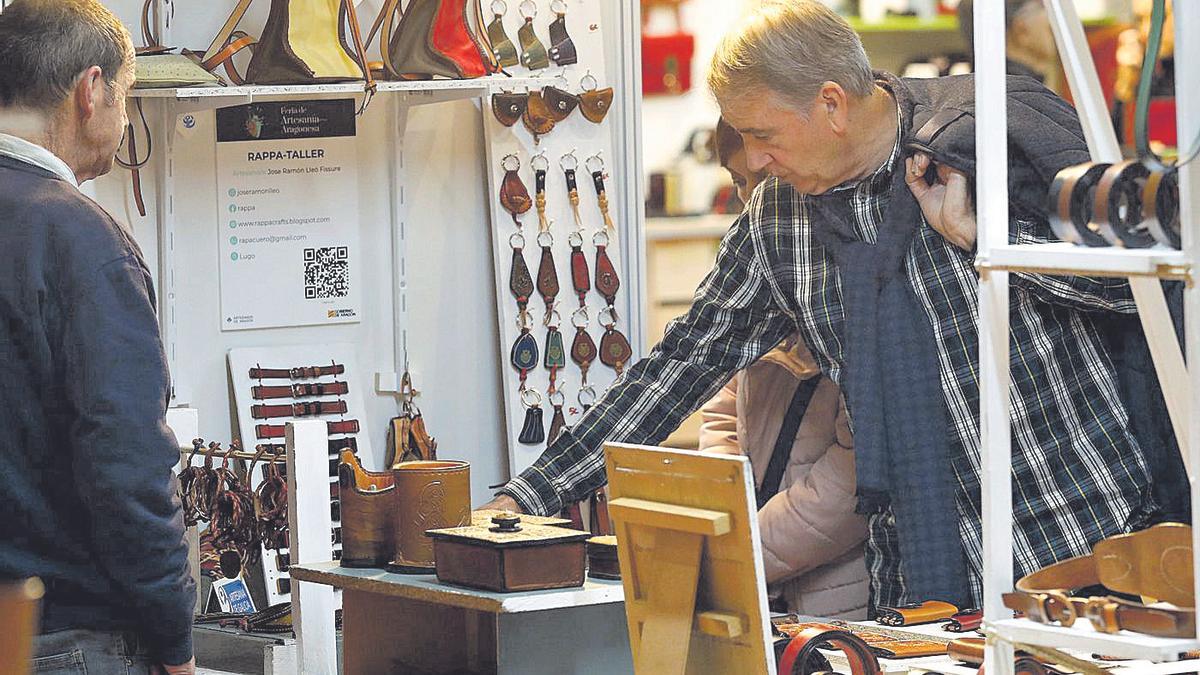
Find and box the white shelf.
[988,618,1200,662]
[980,242,1191,278]
[131,75,547,101]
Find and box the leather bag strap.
[203,0,255,63]
[340,0,375,93]
[756,375,821,510]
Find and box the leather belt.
[778,628,881,675]
[256,419,359,439]
[250,400,347,419]
[252,381,349,400]
[1002,523,1195,638]
[249,364,346,380]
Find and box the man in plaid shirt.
[487,1,1159,607]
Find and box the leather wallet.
[876,600,959,627]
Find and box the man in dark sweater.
[0,1,195,672]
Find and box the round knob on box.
[490,512,523,533]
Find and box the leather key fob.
[580,87,614,124]
[571,328,596,367]
[511,331,539,373]
[510,247,533,309]
[548,11,578,66]
[522,90,556,139]
[543,85,580,123]
[500,168,532,218]
[594,245,619,305]
[487,13,519,68]
[537,245,559,303]
[492,92,527,127]
[599,327,632,372]
[544,327,566,369]
[518,16,549,70]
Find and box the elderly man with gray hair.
[488,0,1168,612]
[0,1,195,673]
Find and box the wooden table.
[290,562,633,674]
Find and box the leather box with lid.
[426,514,591,592]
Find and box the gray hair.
[0,0,133,110]
[708,0,874,110]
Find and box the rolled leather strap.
[249,364,346,380]
[1046,162,1115,247]
[779,628,881,675]
[1092,160,1154,248]
[1143,166,1181,249]
[1002,523,1195,637]
[251,400,348,419]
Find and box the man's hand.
[158,658,195,675]
[904,152,977,252]
[479,493,523,514]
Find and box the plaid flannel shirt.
[504,142,1157,606]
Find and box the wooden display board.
[605,443,774,675]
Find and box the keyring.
[548,388,566,407]
[571,305,590,329]
[491,0,507,16]
[550,0,568,14]
[519,0,537,20]
[568,230,584,247]
[598,305,619,327]
[585,152,604,173]
[520,387,543,408]
[502,153,521,172]
[531,151,550,172]
[553,70,571,90]
[577,385,597,408]
[516,310,535,332]
[559,150,579,172]
[580,71,598,92]
[537,230,554,248]
[543,307,562,328]
[509,232,526,249]
[592,230,610,248]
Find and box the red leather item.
[779,628,882,675]
[641,32,694,95]
[256,419,360,439]
[251,400,348,419]
[594,246,619,304]
[252,381,350,400]
[942,608,984,633]
[431,0,488,78]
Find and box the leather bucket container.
[389,460,471,572]
[338,450,396,568]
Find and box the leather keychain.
[517,0,549,70]
[500,154,532,227]
[547,0,578,66]
[543,75,580,123]
[593,230,619,307]
[544,308,566,393]
[517,386,545,445]
[579,71,614,124]
[486,0,519,69]
[562,152,591,307]
[510,232,534,315]
[571,306,597,390]
[547,388,567,444]
[532,153,559,312]
[587,153,617,237]
[598,306,632,376]
[523,88,556,142]
[492,91,528,127]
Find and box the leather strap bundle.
[364,0,498,80]
[199,0,373,88]
[875,599,959,627]
[1002,522,1195,638]
[778,628,882,675]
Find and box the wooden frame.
[604,443,774,675]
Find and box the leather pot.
[389,460,471,572]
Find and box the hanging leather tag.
[570,245,590,302]
[511,330,540,373]
[548,404,567,444]
[492,92,527,127]
[487,13,519,68]
[544,328,567,369]
[600,327,632,373]
[547,12,578,66]
[594,245,619,305]
[571,328,597,368]
[537,245,559,306]
[579,87,614,124]
[500,169,532,218]
[543,85,579,123]
[518,404,546,444]
[522,90,556,140]
[510,247,533,310]
[518,17,549,70]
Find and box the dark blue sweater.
[0,155,194,664]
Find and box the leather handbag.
[388,460,472,572]
[338,450,396,568]
[200,0,372,86]
[366,0,498,80]
[640,0,694,96]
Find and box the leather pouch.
[500,167,533,215]
[875,600,959,627]
[486,5,519,68]
[522,89,556,138]
[430,0,492,78]
[543,85,579,122]
[579,87,614,124]
[338,450,396,568]
[492,91,527,127]
[389,460,471,572]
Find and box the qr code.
[303,247,349,299]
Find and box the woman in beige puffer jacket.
[699,337,869,619]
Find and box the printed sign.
[215,99,362,330]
